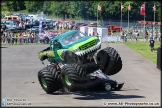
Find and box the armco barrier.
[101,36,121,42]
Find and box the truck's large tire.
[96,47,122,76]
[38,65,62,94]
[61,64,89,91]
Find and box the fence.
[1,34,161,46]
[1,36,50,45]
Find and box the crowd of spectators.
[0,30,38,45]
[119,29,161,42]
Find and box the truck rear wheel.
[96,47,122,76]
[38,65,62,94]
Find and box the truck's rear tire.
[61,64,88,91]
[96,47,122,76]
[38,65,62,94]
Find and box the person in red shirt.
[145,30,148,41]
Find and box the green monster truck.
[38,30,123,94]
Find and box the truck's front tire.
[38,65,62,94]
[96,47,122,76]
[61,64,88,91]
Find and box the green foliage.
[3,1,161,22]
[2,5,9,11]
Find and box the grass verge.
[123,41,161,64]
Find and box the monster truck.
[38,30,123,94]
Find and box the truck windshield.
[60,31,86,45]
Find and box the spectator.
[21,32,24,44]
[7,32,11,45]
[129,29,133,41]
[145,30,148,41]
[134,31,139,42]
[149,37,155,52]
[23,32,27,44]
[15,35,18,44]
[19,32,23,44]
[153,31,157,41]
[30,33,34,43]
[120,30,125,41]
[53,21,55,29]
[120,30,123,36]
[59,23,62,31]
[149,31,152,40]
[5,33,8,45]
[33,32,37,44]
[0,26,3,35]
[27,32,31,43]
[11,32,15,45]
[44,25,48,30]
[2,34,5,44]
[158,31,161,42]
[56,23,59,31]
[124,31,127,42]
[43,31,48,44]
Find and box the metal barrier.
[157,47,161,70]
[1,37,50,45]
[101,36,121,42]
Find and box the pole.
[153,3,155,35]
[128,5,129,32]
[97,5,98,27]
[143,2,146,40]
[121,3,122,32]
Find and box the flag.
[98,5,101,11]
[140,3,145,15]
[121,5,124,11]
[39,12,43,40]
[153,4,156,11]
[128,4,131,11]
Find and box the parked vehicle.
[42,21,54,30]
[88,23,97,27]
[25,21,39,29]
[4,20,16,29]
[28,14,38,21]
[4,15,19,20]
[75,23,88,29]
[107,25,122,32]
[27,26,44,32]
[1,22,7,30]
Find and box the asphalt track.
[1,43,161,107]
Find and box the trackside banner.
[39,12,43,40]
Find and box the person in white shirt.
[158,31,161,42]
[149,31,152,39]
[134,31,139,42]
[23,32,27,44]
[19,23,22,28]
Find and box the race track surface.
[1,43,161,107]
